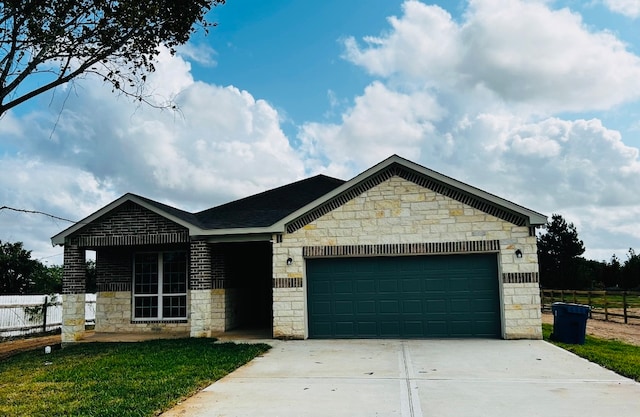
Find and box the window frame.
[132,251,188,321]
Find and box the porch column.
[62,241,86,344]
[189,239,213,337]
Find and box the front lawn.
[542,323,640,382]
[0,338,270,417]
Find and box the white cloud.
[177,43,218,67]
[305,0,640,260]
[604,0,640,18]
[299,81,444,176]
[0,157,118,264]
[1,51,306,261]
[344,0,640,113]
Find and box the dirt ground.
[542,312,640,346]
[1,315,639,360]
[0,334,61,360]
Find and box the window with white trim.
[133,251,187,320]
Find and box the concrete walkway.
[162,339,640,417]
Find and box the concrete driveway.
[162,339,640,417]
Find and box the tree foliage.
[0,240,64,294]
[0,240,39,294]
[537,214,640,290]
[621,249,640,290]
[537,214,585,288]
[0,0,225,116]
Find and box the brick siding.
[69,201,189,247]
[63,243,86,294]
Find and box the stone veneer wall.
[95,291,190,333]
[272,175,542,339]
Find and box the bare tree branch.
[0,0,226,118]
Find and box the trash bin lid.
[552,302,590,314]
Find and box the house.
[52,155,546,343]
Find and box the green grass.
[543,323,640,382]
[0,338,270,417]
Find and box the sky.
[2,0,640,265]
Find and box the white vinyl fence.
[0,294,96,338]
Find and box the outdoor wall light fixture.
[286,257,293,266]
[515,249,523,259]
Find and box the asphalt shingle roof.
[194,174,345,229]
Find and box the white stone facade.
[94,290,189,334]
[189,288,239,337]
[61,293,86,343]
[272,176,542,339]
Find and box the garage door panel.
[334,280,353,294]
[311,300,332,315]
[473,298,499,312]
[426,299,447,313]
[402,300,422,314]
[334,300,354,315]
[379,321,400,336]
[450,299,472,313]
[357,300,376,314]
[310,281,331,294]
[356,279,376,293]
[424,277,447,291]
[307,254,500,338]
[426,321,449,337]
[335,321,355,336]
[356,321,377,336]
[378,280,399,293]
[401,278,421,292]
[311,322,332,336]
[402,321,424,335]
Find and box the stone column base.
[62,293,86,344]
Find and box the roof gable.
[280,155,547,233]
[51,193,202,245]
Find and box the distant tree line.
[538,214,640,290]
[0,240,95,295]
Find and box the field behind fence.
[541,289,640,325]
[0,294,96,338]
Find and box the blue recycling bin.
[551,302,590,344]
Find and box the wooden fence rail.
[0,294,96,338]
[541,289,640,325]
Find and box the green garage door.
[307,254,501,338]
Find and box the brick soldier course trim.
[273,277,303,288]
[502,272,539,284]
[303,240,500,258]
[96,282,131,292]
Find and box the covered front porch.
[55,198,274,344]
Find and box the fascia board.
[196,226,283,236]
[197,233,275,243]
